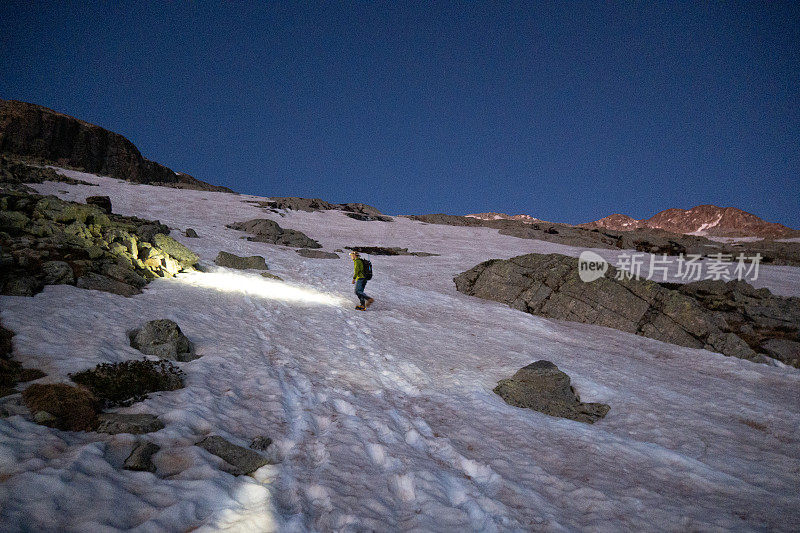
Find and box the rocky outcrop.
[494,361,610,424]
[128,320,197,362]
[296,249,339,259]
[0,187,199,297]
[0,100,232,192]
[346,246,439,257]
[85,195,112,213]
[197,435,270,475]
[259,197,392,221]
[227,219,321,248]
[455,253,800,366]
[215,251,269,270]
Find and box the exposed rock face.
[346,246,439,257]
[197,435,270,475]
[296,248,339,259]
[22,383,99,431]
[128,320,196,362]
[85,195,112,213]
[259,197,392,221]
[581,205,799,239]
[494,361,610,424]
[214,251,269,270]
[0,187,198,298]
[227,219,321,248]
[184,228,199,238]
[455,253,800,366]
[0,100,232,192]
[96,413,165,435]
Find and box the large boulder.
[494,361,610,424]
[454,253,800,365]
[197,435,270,475]
[226,219,321,248]
[215,251,269,270]
[128,320,196,362]
[124,441,160,472]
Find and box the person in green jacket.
[350,251,374,310]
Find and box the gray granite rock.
[96,413,165,435]
[129,319,197,361]
[197,435,270,475]
[124,441,160,472]
[494,361,610,424]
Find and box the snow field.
[0,170,797,531]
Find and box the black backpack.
[361,258,373,280]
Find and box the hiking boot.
[355,305,366,311]
[365,298,375,308]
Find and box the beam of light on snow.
[175,270,349,306]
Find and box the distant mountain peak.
[580,204,798,238]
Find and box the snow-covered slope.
[1,170,799,531]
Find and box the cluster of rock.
[296,248,339,259]
[409,213,800,266]
[257,197,392,222]
[346,246,438,257]
[0,189,199,297]
[227,218,321,248]
[0,99,231,192]
[494,361,610,424]
[0,154,98,193]
[455,253,800,367]
[5,317,272,477]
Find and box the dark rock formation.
[128,320,196,362]
[227,219,321,248]
[494,361,610,424]
[346,246,438,257]
[260,272,283,281]
[0,154,97,194]
[85,195,112,213]
[184,228,199,238]
[96,413,165,435]
[215,251,269,270]
[197,435,270,475]
[124,441,160,472]
[22,383,99,431]
[0,100,232,192]
[455,253,800,366]
[0,358,45,397]
[296,248,339,259]
[259,197,392,221]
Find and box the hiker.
[350,251,374,310]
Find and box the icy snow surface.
[1,170,799,531]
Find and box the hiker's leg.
[355,279,367,306]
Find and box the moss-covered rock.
[70,359,184,409]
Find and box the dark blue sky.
[2,2,798,225]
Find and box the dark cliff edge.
[0,100,233,193]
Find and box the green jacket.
[352,258,365,280]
